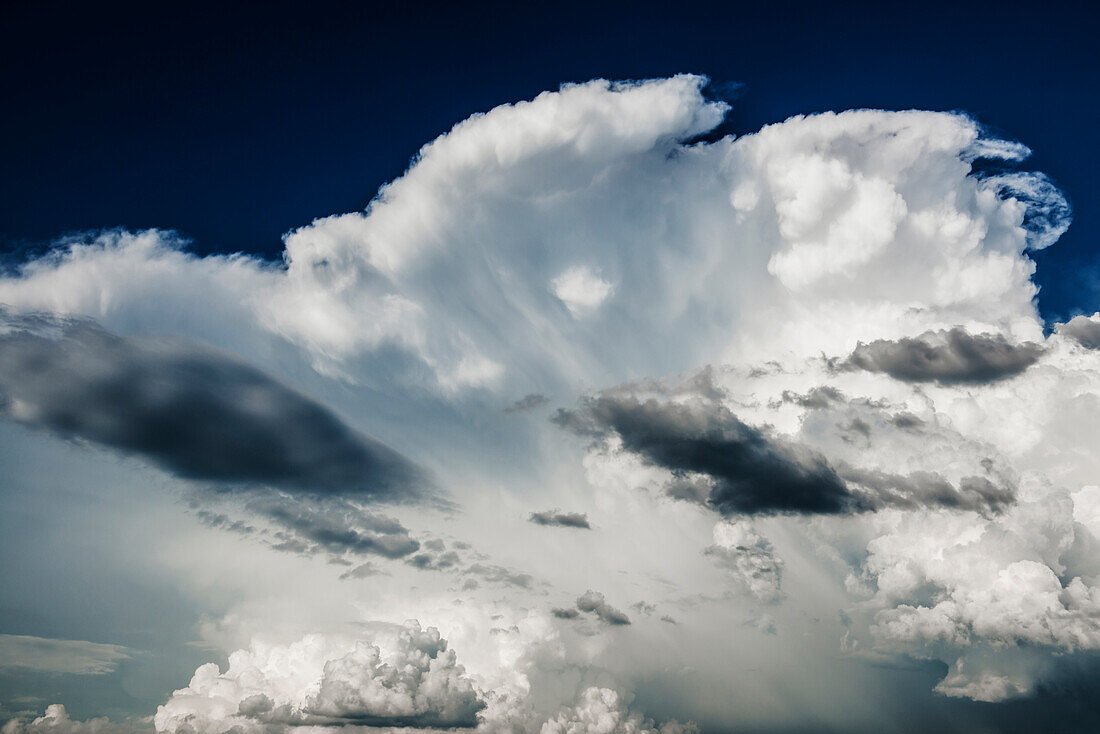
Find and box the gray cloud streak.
[528,510,591,529]
[844,328,1044,384]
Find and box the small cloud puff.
[551,266,613,317]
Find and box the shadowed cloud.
[528,510,591,529]
[843,328,1044,385]
[554,391,856,515]
[0,314,428,500]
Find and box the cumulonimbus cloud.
[1,73,1094,725]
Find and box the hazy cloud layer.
[0,635,133,676]
[505,394,551,414]
[844,328,1044,385]
[0,316,426,500]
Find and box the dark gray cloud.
[837,466,1015,516]
[554,393,857,515]
[504,393,550,413]
[0,315,427,500]
[551,608,580,620]
[575,590,631,626]
[407,550,461,570]
[528,510,591,529]
[249,495,420,559]
[779,385,845,409]
[1058,315,1100,350]
[843,327,1043,385]
[194,510,256,535]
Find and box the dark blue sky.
[2,0,1097,321]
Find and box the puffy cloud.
[0,635,132,676]
[0,314,426,500]
[1,705,138,734]
[551,267,614,317]
[574,592,631,626]
[844,328,1044,385]
[154,622,484,732]
[704,521,783,603]
[528,511,590,529]
[540,688,695,734]
[1058,313,1100,350]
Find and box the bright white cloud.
[551,266,614,317]
[155,622,483,732]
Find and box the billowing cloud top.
[0,75,1095,734]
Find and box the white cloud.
[540,688,695,734]
[705,521,783,603]
[0,705,139,734]
[551,267,614,317]
[155,622,483,732]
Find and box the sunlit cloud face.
[0,75,1095,734]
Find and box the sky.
[1,2,1099,733]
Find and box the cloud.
[551,608,581,620]
[0,635,133,675]
[837,466,1015,515]
[528,511,591,529]
[505,393,551,414]
[338,562,386,581]
[1058,314,1100,349]
[463,563,535,589]
[555,390,856,515]
[0,314,427,500]
[844,328,1044,385]
[0,705,137,734]
[247,495,421,559]
[574,591,631,626]
[0,74,1090,724]
[154,622,485,732]
[541,687,695,734]
[551,266,613,317]
[704,521,783,603]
